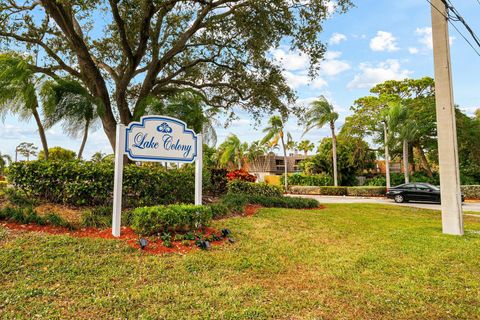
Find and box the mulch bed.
[0,204,325,255]
[0,222,228,255]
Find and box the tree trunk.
[330,122,338,187]
[415,143,433,178]
[31,105,49,160]
[403,139,409,183]
[383,121,391,189]
[78,119,90,159]
[281,135,288,191]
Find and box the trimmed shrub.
[346,186,386,197]
[220,194,248,213]
[317,186,348,196]
[246,195,319,209]
[226,169,256,182]
[7,160,196,207]
[131,204,212,235]
[221,194,319,210]
[282,173,333,186]
[264,175,281,185]
[209,203,230,218]
[461,185,480,199]
[227,180,283,197]
[289,186,347,196]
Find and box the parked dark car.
[386,182,465,203]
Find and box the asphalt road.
[288,194,480,214]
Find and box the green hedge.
[227,180,283,197]
[461,185,480,199]
[221,194,319,210]
[281,173,333,186]
[131,204,212,235]
[346,186,386,197]
[7,161,199,207]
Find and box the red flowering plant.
[226,169,256,182]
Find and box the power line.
[426,0,480,57]
[444,0,480,48]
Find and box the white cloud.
[270,47,309,71]
[416,27,433,49]
[414,27,455,53]
[329,33,347,45]
[370,31,399,52]
[319,51,351,76]
[230,118,250,127]
[348,60,413,89]
[408,47,419,54]
[284,71,327,89]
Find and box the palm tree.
[218,134,248,169]
[41,79,98,159]
[303,96,339,186]
[285,134,297,155]
[298,140,315,156]
[0,152,12,175]
[0,53,49,159]
[262,115,289,190]
[388,102,416,184]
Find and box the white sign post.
[111,116,202,237]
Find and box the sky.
[1,0,479,160]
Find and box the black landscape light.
[197,240,211,250]
[221,228,231,237]
[139,238,148,250]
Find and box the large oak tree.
[0,0,353,150]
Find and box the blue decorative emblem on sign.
[125,116,198,163]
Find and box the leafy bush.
[0,206,71,228]
[38,147,76,161]
[366,172,440,187]
[317,186,348,196]
[289,186,347,196]
[7,160,197,207]
[226,169,256,182]
[220,194,249,213]
[209,203,230,218]
[227,180,283,197]
[207,168,228,196]
[346,186,386,197]
[4,188,38,206]
[0,181,7,189]
[365,176,386,186]
[281,173,333,186]
[221,194,319,209]
[131,204,212,236]
[460,185,480,199]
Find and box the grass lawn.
[1,204,480,319]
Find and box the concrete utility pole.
[430,0,464,235]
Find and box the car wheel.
[394,194,405,203]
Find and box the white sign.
[111,115,203,237]
[125,116,198,163]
